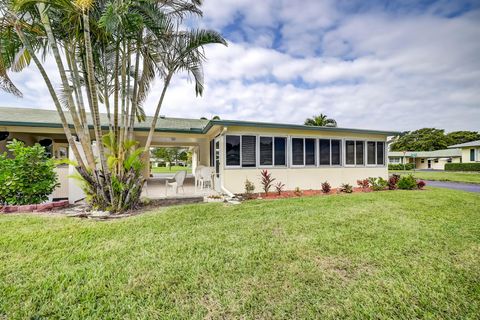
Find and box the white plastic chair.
[165,170,187,195]
[194,165,205,190]
[199,167,214,190]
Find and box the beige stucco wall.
[218,126,389,194]
[51,165,69,199]
[414,157,461,170]
[461,147,480,163]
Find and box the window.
[346,140,355,165]
[376,142,385,165]
[292,138,304,165]
[226,135,240,166]
[421,159,425,163]
[367,141,376,165]
[274,137,287,166]
[241,135,256,167]
[319,139,341,166]
[389,157,401,164]
[259,137,273,166]
[434,159,439,163]
[356,141,364,165]
[305,139,316,165]
[209,139,215,167]
[447,158,452,163]
[471,149,476,161]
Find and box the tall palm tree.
[304,114,337,127]
[0,0,226,212]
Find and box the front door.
[214,137,221,192]
[427,160,432,169]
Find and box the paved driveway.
[426,180,480,193]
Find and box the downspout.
[218,126,235,198]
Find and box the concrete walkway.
[425,180,480,193]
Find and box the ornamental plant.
[0,140,59,205]
[356,179,370,190]
[244,179,255,199]
[388,174,401,190]
[417,180,426,190]
[275,182,285,195]
[397,175,418,190]
[339,183,353,193]
[260,170,276,195]
[321,181,331,193]
[368,177,388,191]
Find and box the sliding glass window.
[346,140,365,166]
[274,137,287,166]
[319,139,342,166]
[291,138,304,166]
[366,141,385,166]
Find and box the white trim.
[318,137,343,167]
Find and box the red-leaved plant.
[260,170,276,195]
[321,181,331,194]
[275,181,285,195]
[417,180,426,189]
[388,174,401,190]
[356,179,370,190]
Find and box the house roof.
[388,149,462,158]
[0,106,399,136]
[448,140,480,148]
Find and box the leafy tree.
[390,128,449,151]
[0,0,226,212]
[445,131,480,146]
[304,114,337,127]
[151,147,188,169]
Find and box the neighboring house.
[388,149,462,170]
[0,107,396,201]
[448,140,480,163]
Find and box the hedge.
[388,163,415,171]
[444,163,480,172]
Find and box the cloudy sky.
[1,0,480,132]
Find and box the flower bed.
[0,200,69,214]
[249,187,374,200]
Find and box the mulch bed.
[249,187,374,200]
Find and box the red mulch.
[251,187,373,200]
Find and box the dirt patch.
[313,256,376,282]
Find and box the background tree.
[390,128,480,151]
[304,114,337,127]
[151,147,189,169]
[445,131,480,146]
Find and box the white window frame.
[365,140,387,167]
[224,134,242,168]
[318,138,343,167]
[290,136,317,167]
[258,135,288,168]
[344,139,366,167]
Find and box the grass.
[390,170,480,184]
[1,188,479,319]
[151,165,191,174]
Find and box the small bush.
[445,163,480,172]
[339,183,353,193]
[417,180,426,189]
[388,163,415,171]
[356,179,370,190]
[260,170,275,195]
[321,181,331,194]
[397,175,418,190]
[368,177,388,191]
[244,179,255,199]
[274,182,285,195]
[294,187,302,196]
[0,140,59,205]
[388,175,399,190]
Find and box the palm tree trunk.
[14,23,86,170]
[144,72,173,152]
[128,34,141,141]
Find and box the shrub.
[0,140,59,205]
[388,175,400,190]
[397,175,417,190]
[244,179,255,199]
[368,177,388,191]
[445,163,480,172]
[356,179,370,190]
[260,170,275,195]
[294,187,302,196]
[388,163,415,171]
[274,182,285,195]
[417,180,426,189]
[339,183,353,193]
[321,181,331,194]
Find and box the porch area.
[142,174,220,200]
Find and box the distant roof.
[448,140,480,148]
[0,107,398,136]
[389,149,462,158]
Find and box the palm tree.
[0,0,226,212]
[304,114,337,127]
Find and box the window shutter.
[242,135,256,167]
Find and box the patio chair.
[194,165,205,190]
[165,170,187,196]
[199,167,215,190]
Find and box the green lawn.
[390,170,480,184]
[1,188,479,319]
[151,165,191,174]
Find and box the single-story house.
[388,149,462,170]
[448,140,480,163]
[0,107,397,202]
